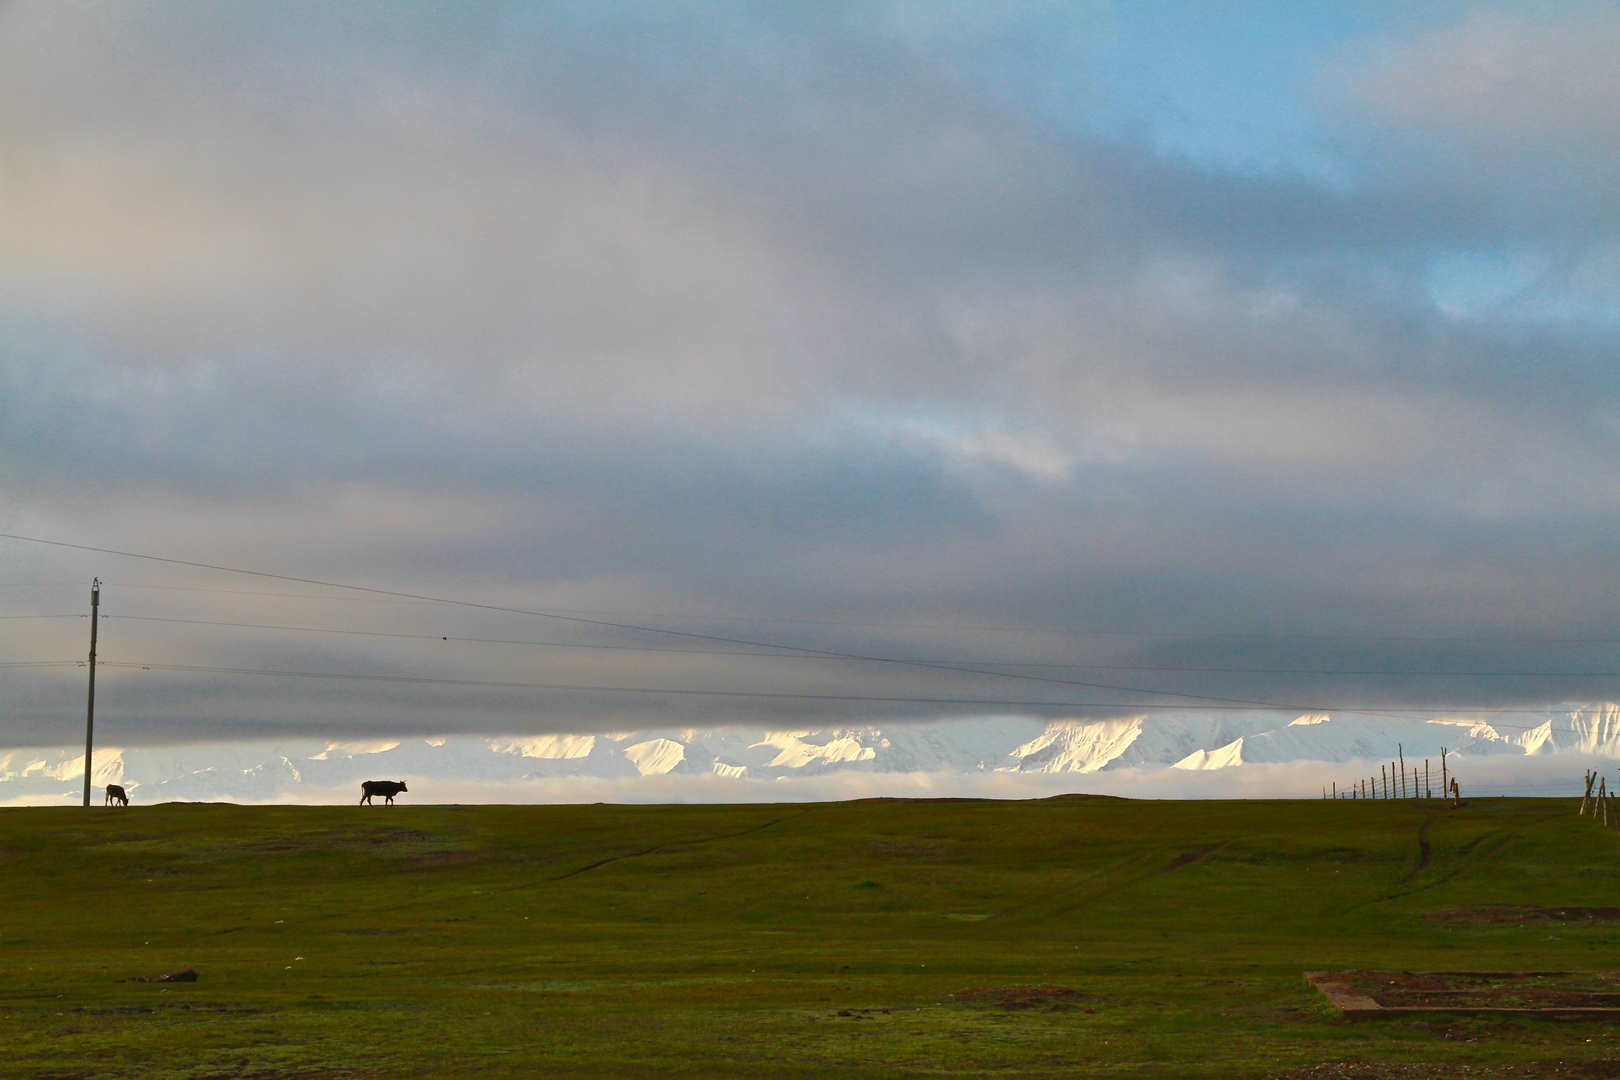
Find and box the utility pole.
[82,578,99,808]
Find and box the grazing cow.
[105,784,129,806]
[360,780,408,806]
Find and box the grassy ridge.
[2,796,1617,1078]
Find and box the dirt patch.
[120,968,198,983]
[1307,971,1620,1017]
[1165,842,1226,871]
[952,985,1103,1011]
[1428,906,1620,925]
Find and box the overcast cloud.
[3,1,1619,746]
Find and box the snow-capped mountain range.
[4,704,1617,804]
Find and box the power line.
[94,614,1620,678]
[44,579,1620,647]
[59,658,1620,732]
[100,582,444,604]
[90,660,1620,732]
[0,531,1382,714]
[94,660,1479,715]
[8,533,1615,724]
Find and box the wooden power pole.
[82,578,99,808]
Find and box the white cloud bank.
[4,706,1612,806]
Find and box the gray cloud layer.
[2,2,1619,745]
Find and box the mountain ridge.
[3,704,1614,803]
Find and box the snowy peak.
[3,704,1617,803]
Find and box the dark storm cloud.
[2,2,1619,745]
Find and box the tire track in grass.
[295,809,814,926]
[548,847,665,882]
[985,843,1229,925]
[1377,810,1566,904]
[1395,813,1439,885]
[538,808,815,885]
[982,853,1152,923]
[445,810,823,980]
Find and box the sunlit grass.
[2,796,1616,1077]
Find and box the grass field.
[3,795,1618,1078]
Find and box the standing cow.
[360,780,408,805]
[105,784,129,806]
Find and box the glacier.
[2,704,1616,804]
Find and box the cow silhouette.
[105,784,129,806]
[360,780,408,805]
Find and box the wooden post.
[1381,764,1387,799]
[1398,744,1405,798]
[1451,777,1460,807]
[1332,781,1336,799]
[1583,770,1596,816]
[1425,759,1431,799]
[1440,748,1448,800]
[1601,778,1609,826]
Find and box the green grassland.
[3,795,1619,1078]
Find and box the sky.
[3,1,1620,748]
